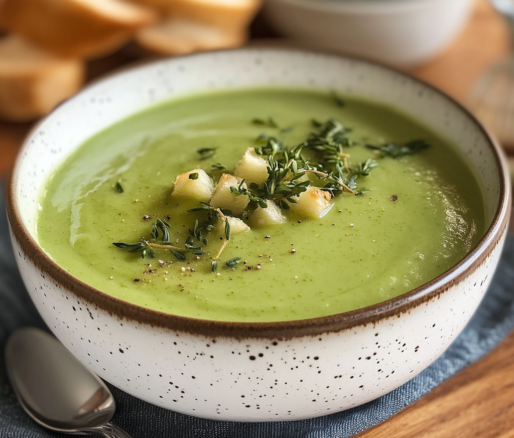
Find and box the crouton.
[233,147,269,184]
[210,174,250,215]
[171,169,214,203]
[248,200,285,227]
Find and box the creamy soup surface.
[37,89,485,322]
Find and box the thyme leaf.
[170,249,186,260]
[197,147,216,160]
[115,182,124,193]
[226,257,242,268]
[366,140,430,158]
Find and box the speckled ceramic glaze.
[7,47,511,421]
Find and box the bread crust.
[1,0,156,58]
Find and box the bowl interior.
[13,48,504,249]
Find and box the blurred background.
[0,0,513,175]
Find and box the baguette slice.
[0,0,156,58]
[210,174,250,215]
[130,0,261,30]
[288,187,333,219]
[135,18,247,56]
[171,169,214,202]
[234,147,269,184]
[0,36,85,121]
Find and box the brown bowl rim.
[6,44,512,339]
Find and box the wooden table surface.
[1,1,513,436]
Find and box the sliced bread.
[0,0,156,58]
[0,36,85,121]
[129,0,261,30]
[135,17,247,56]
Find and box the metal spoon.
[5,327,133,438]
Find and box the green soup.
[37,89,485,322]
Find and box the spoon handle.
[87,423,134,438]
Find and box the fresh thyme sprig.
[214,208,231,260]
[354,158,379,176]
[230,179,268,208]
[366,140,430,158]
[113,218,199,260]
[303,119,354,170]
[331,91,345,107]
[254,136,285,157]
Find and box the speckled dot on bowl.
[6,47,511,422]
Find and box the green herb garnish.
[226,257,241,268]
[197,147,216,160]
[115,182,124,193]
[113,218,194,260]
[366,140,430,158]
[252,117,279,128]
[114,111,428,271]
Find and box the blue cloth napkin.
[1,180,514,438]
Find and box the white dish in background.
[264,0,474,66]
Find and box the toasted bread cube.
[171,169,213,202]
[210,174,249,215]
[233,147,269,184]
[288,186,333,219]
[248,200,286,228]
[215,216,250,235]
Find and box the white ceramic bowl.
[264,0,474,66]
[6,47,511,422]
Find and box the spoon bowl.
[5,327,132,437]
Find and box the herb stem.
[343,157,350,174]
[147,242,186,252]
[304,170,355,194]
